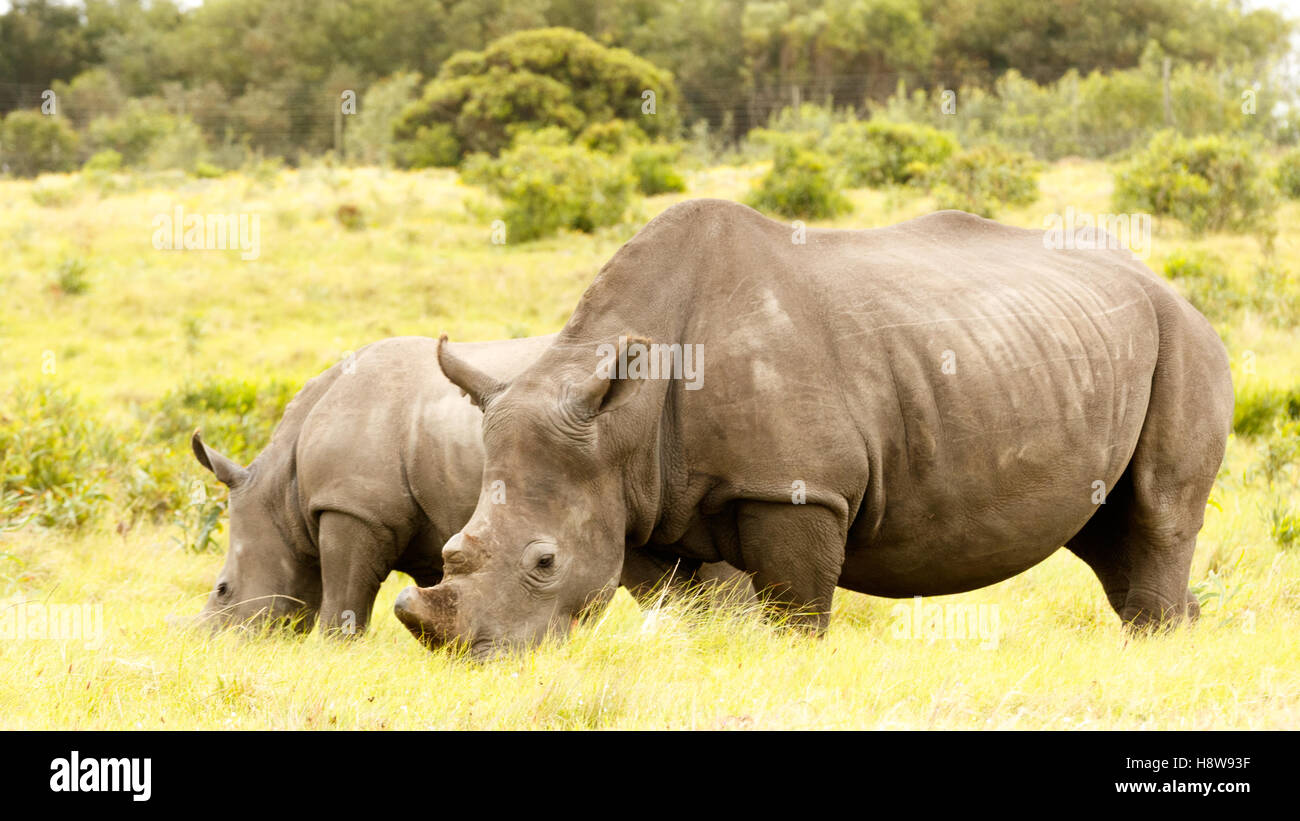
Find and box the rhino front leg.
[317,511,398,637]
[620,543,704,605]
[736,501,846,634]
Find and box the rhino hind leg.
[317,511,399,638]
[1066,471,1137,618]
[735,501,846,634]
[1068,463,1210,632]
[1072,316,1231,632]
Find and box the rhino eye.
[216,581,230,598]
[536,554,555,569]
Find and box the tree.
[393,27,679,166]
[0,110,79,176]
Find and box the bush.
[149,376,297,467]
[0,384,114,530]
[193,160,224,179]
[51,68,128,131]
[1161,248,1239,321]
[826,120,959,187]
[928,144,1040,217]
[1256,419,1300,486]
[871,50,1281,162]
[1275,148,1300,199]
[88,101,207,170]
[51,257,91,296]
[629,143,687,195]
[344,71,423,166]
[746,133,851,220]
[461,133,635,241]
[83,149,123,173]
[171,484,227,553]
[1112,131,1276,235]
[394,28,678,166]
[1233,384,1300,437]
[579,120,649,155]
[0,110,78,177]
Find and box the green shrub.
[1233,384,1300,437]
[52,257,91,296]
[1274,148,1300,199]
[1265,497,1300,549]
[871,52,1279,162]
[461,134,635,241]
[193,160,224,179]
[826,120,959,187]
[88,101,207,170]
[928,144,1040,217]
[1247,261,1300,329]
[746,133,851,220]
[172,484,227,553]
[1112,131,1276,235]
[394,28,678,166]
[579,120,649,155]
[1162,248,1239,321]
[149,376,297,467]
[629,143,687,195]
[0,384,115,530]
[391,122,460,168]
[51,68,127,131]
[345,71,423,166]
[1256,419,1300,486]
[83,149,123,173]
[760,103,858,142]
[0,110,78,177]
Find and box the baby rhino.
[192,335,745,636]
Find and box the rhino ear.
[437,334,507,410]
[568,335,650,419]
[191,430,250,488]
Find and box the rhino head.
[394,335,657,658]
[190,431,322,634]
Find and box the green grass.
[1,160,1299,728]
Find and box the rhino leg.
[317,511,398,637]
[1066,472,1136,618]
[736,501,845,634]
[619,544,704,605]
[1076,312,1230,632]
[1069,445,1215,632]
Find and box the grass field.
[1,160,1298,729]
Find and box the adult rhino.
[192,334,745,637]
[394,200,1233,658]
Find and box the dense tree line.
[0,0,1291,158]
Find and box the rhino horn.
[191,429,250,488]
[437,334,506,409]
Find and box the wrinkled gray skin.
[395,200,1233,658]
[194,333,747,637]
